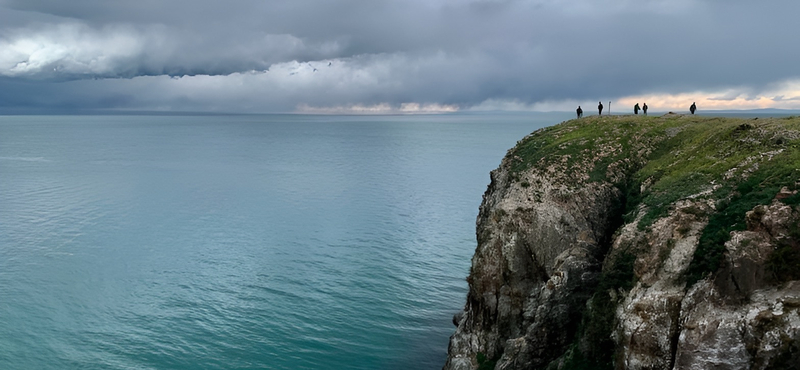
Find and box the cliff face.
[445,115,800,370]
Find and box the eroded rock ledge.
[445,115,800,370]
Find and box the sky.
[1,0,799,114]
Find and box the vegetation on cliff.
[501,114,800,370]
[445,114,800,370]
[508,114,800,284]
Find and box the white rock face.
[672,280,800,370]
[611,201,800,370]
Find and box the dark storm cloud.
[1,0,800,112]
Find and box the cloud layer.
[1,0,799,113]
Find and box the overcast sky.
[1,0,799,113]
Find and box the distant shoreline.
[1,108,799,117]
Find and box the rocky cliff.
[444,114,800,370]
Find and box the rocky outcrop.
[445,115,800,370]
[614,199,800,370]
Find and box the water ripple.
[0,113,568,370]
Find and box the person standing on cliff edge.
[576,106,583,118]
[690,102,697,114]
[643,103,648,115]
[634,103,640,115]
[598,101,603,116]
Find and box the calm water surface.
[0,113,568,369]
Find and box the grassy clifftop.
[503,114,800,370]
[509,114,800,283]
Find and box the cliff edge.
[445,114,800,370]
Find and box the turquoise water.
[0,113,567,370]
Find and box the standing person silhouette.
[634,103,640,115]
[690,102,697,114]
[643,103,648,115]
[598,101,604,116]
[576,106,583,118]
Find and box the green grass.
[639,119,799,223]
[508,115,800,289]
[506,115,800,367]
[508,116,663,183]
[509,115,800,231]
[685,148,800,285]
